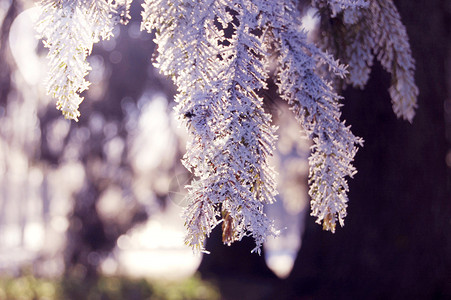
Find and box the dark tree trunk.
[0,1,19,106]
[279,1,451,299]
[199,1,451,298]
[197,228,278,300]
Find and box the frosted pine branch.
[211,1,279,251]
[142,0,278,253]
[370,0,418,122]
[266,0,363,232]
[142,0,230,252]
[317,6,374,88]
[316,0,418,122]
[314,0,369,18]
[36,0,125,121]
[114,0,133,25]
[36,0,418,251]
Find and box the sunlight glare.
[51,216,69,233]
[301,8,319,33]
[9,7,42,86]
[132,93,175,172]
[265,252,296,279]
[24,222,45,251]
[108,201,202,280]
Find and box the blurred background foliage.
[0,272,220,299]
[0,0,309,298]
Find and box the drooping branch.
[36,0,131,120]
[265,0,363,231]
[316,0,418,122]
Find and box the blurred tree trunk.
[279,0,451,299]
[0,0,19,106]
